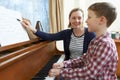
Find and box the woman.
[21,8,95,60]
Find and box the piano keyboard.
[45,54,65,80]
[32,54,65,80]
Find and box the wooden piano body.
[0,38,63,80]
[0,38,120,80]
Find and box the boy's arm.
[63,53,88,68]
[60,42,117,79]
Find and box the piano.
[0,38,64,80]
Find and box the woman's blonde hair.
[68,8,84,27]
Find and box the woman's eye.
[72,17,81,20]
[88,16,91,19]
[72,17,76,19]
[78,17,81,20]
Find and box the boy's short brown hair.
[88,2,117,27]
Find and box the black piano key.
[32,77,45,80]
[32,55,61,80]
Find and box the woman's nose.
[75,19,80,22]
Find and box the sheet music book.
[0,6,29,46]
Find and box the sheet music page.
[0,6,29,46]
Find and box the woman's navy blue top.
[35,28,95,60]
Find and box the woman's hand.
[21,18,31,28]
[21,18,37,33]
[52,62,64,69]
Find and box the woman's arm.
[21,18,67,41]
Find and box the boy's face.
[86,10,101,32]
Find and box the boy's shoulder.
[99,34,115,47]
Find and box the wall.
[63,0,120,32]
[84,0,120,32]
[63,0,86,29]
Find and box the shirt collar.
[94,32,110,42]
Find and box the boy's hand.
[52,62,64,69]
[48,68,61,77]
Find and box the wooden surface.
[114,39,120,76]
[0,38,40,52]
[1,38,119,80]
[0,40,58,80]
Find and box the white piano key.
[45,76,55,80]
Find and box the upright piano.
[0,38,64,80]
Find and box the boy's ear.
[99,16,107,25]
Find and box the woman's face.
[69,11,84,29]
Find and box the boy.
[49,2,118,80]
